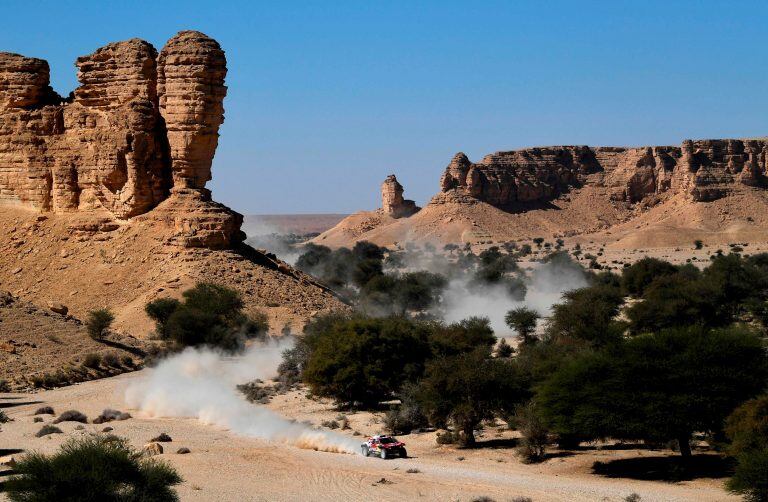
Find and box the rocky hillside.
[0,32,346,337]
[314,140,768,249]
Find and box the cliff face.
[0,31,241,249]
[439,139,768,208]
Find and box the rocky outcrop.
[0,31,241,249]
[381,174,419,218]
[440,140,768,207]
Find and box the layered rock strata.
[0,31,240,249]
[439,140,768,208]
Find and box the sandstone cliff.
[0,31,240,249]
[439,139,768,208]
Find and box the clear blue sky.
[2,1,767,214]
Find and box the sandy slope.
[314,180,768,256]
[0,371,736,502]
[0,206,345,338]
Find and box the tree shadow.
[98,338,146,357]
[0,401,42,409]
[470,438,520,449]
[592,455,734,481]
[0,449,23,457]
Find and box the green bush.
[4,436,182,501]
[145,283,268,351]
[82,353,102,369]
[86,308,114,340]
[725,395,768,501]
[34,425,62,437]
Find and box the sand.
[0,370,737,502]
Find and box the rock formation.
[0,31,241,249]
[440,140,768,208]
[381,174,419,218]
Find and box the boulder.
[142,442,163,456]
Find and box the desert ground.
[0,368,736,502]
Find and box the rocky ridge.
[440,139,768,208]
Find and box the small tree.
[620,257,678,297]
[415,350,527,446]
[86,308,114,340]
[514,401,549,463]
[505,307,539,345]
[4,435,181,501]
[694,239,704,250]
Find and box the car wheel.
[380,448,387,459]
[400,448,407,458]
[361,446,369,456]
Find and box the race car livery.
[361,435,407,459]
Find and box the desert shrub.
[435,430,460,445]
[321,420,340,430]
[514,401,549,463]
[102,352,120,367]
[625,495,642,502]
[620,257,678,296]
[505,307,539,345]
[694,239,703,250]
[0,379,9,392]
[145,283,268,351]
[414,350,528,446]
[34,406,55,415]
[725,395,768,501]
[86,308,114,340]
[237,380,278,403]
[82,352,102,369]
[495,338,514,358]
[4,435,181,501]
[538,325,768,457]
[302,315,432,406]
[53,410,88,424]
[0,410,9,423]
[93,409,131,424]
[34,425,63,437]
[151,432,172,443]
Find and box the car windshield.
[380,437,397,444]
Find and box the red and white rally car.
[361,435,407,459]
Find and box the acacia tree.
[414,350,528,446]
[537,325,768,457]
[505,307,540,345]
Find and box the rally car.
[361,435,407,459]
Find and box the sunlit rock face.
[0,31,242,249]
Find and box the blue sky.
[2,1,767,214]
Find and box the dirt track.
[0,369,737,502]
